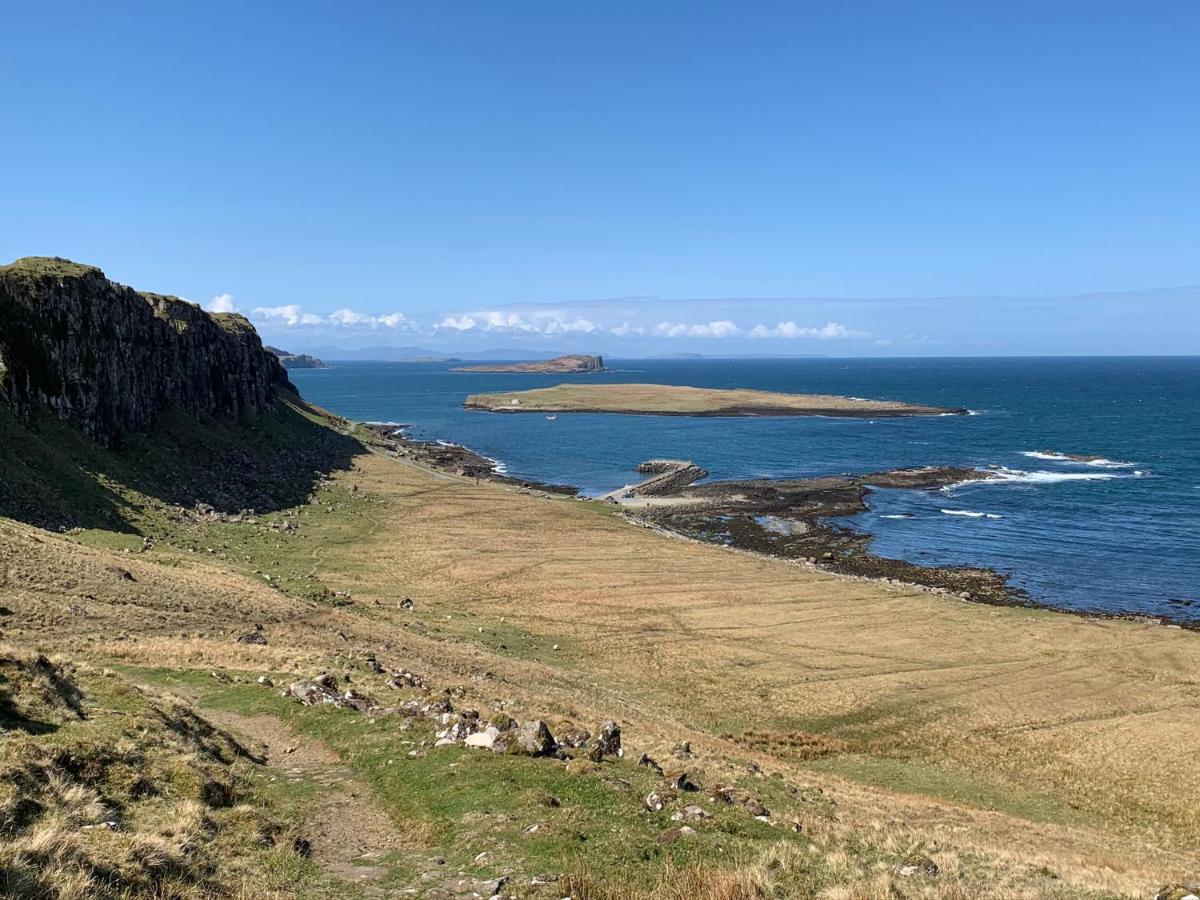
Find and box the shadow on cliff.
[0,391,361,532]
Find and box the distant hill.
[452,354,605,374]
[266,346,328,369]
[302,345,571,362]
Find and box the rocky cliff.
[0,257,292,446]
[266,346,328,369]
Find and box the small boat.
[545,414,557,420]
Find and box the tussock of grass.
[0,647,315,899]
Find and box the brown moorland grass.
[2,446,1198,896]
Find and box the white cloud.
[378,312,412,328]
[749,320,868,339]
[653,320,741,339]
[251,304,324,327]
[435,309,598,336]
[328,307,373,327]
[248,304,416,330]
[610,322,646,337]
[207,293,237,313]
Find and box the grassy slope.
[464,382,954,415]
[0,402,1194,897]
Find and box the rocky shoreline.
[359,423,579,495]
[360,424,1197,630]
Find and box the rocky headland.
[266,345,328,369]
[0,257,291,446]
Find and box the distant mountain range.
[289,345,830,362]
[305,345,570,362]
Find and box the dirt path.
[204,709,407,894]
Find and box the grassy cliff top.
[1,256,103,278]
[466,382,965,417]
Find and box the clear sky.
[3,1,1198,355]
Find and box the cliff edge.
[0,257,292,445]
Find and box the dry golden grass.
[3,446,1198,896]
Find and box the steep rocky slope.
[0,257,291,445]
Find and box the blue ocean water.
[290,357,1200,622]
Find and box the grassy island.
[465,382,965,417]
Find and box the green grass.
[124,665,809,891]
[0,256,101,278]
[0,652,355,898]
[804,753,1095,829]
[0,393,360,533]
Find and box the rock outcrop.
[266,346,328,369]
[0,257,292,445]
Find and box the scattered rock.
[235,630,268,645]
[644,788,676,812]
[896,855,940,878]
[665,771,701,792]
[671,740,693,760]
[637,753,664,774]
[388,668,424,689]
[670,804,711,822]
[256,675,274,687]
[1155,886,1200,900]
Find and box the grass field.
[464,382,962,416]
[1,408,1197,897]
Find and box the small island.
[452,353,605,373]
[266,346,328,369]
[464,383,966,417]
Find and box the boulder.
[341,689,377,712]
[595,719,622,756]
[511,719,557,757]
[559,724,591,748]
[665,770,701,792]
[644,788,676,812]
[465,727,500,750]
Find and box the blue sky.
[3,1,1198,355]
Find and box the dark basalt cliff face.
[0,257,292,446]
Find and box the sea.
[290,357,1200,623]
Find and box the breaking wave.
[941,509,1003,519]
[1021,450,1135,468]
